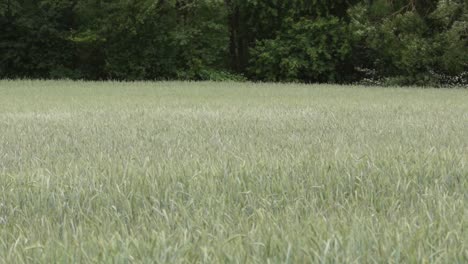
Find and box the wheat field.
[0,80,467,263]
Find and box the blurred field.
[0,80,467,263]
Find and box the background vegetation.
[0,0,467,86]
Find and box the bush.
[248,17,352,83]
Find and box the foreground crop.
[0,81,466,263]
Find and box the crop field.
[0,80,467,263]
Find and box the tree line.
[0,0,467,86]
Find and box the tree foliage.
[0,0,466,85]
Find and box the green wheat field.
[0,80,467,263]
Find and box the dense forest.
[0,0,467,86]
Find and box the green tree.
[349,0,467,85]
[0,0,76,78]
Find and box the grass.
[0,80,467,263]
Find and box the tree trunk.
[225,0,241,72]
